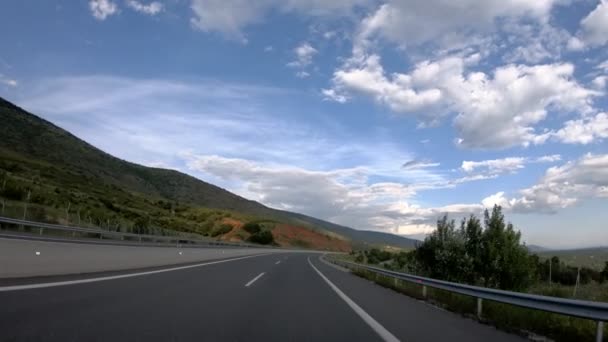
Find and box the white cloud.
[356,0,560,49]
[328,53,598,149]
[402,159,440,170]
[89,0,118,20]
[553,112,608,144]
[264,45,273,52]
[462,157,526,173]
[0,74,17,87]
[288,42,318,68]
[461,155,561,174]
[578,0,608,47]
[189,0,371,39]
[182,153,484,234]
[295,71,310,78]
[322,88,348,103]
[483,154,608,213]
[126,0,163,15]
[592,76,607,89]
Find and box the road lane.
[0,253,381,341]
[310,255,525,342]
[0,250,525,341]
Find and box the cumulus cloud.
[322,88,348,103]
[356,0,560,49]
[327,53,598,149]
[288,42,318,68]
[182,153,487,234]
[483,154,608,213]
[189,0,372,39]
[126,0,163,15]
[89,0,118,20]
[553,113,608,144]
[183,153,411,227]
[577,0,608,48]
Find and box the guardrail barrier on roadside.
[327,257,607,342]
[0,216,267,249]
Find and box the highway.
[0,242,523,341]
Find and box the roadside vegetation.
[343,206,608,341]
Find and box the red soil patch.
[218,218,247,242]
[272,224,351,252]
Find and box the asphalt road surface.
[0,250,524,341]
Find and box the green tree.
[248,230,274,245]
[600,262,608,283]
[243,222,261,234]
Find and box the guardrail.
[327,257,608,342]
[0,216,267,249]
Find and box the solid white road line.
[0,254,269,292]
[245,272,265,287]
[275,261,281,265]
[308,257,400,342]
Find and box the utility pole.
[21,190,31,230]
[549,260,552,286]
[573,266,581,297]
[65,201,71,225]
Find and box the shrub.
[210,224,233,237]
[248,230,274,245]
[243,222,261,234]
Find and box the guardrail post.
[477,298,483,319]
[597,321,604,342]
[39,227,43,235]
[422,285,427,298]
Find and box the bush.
[243,222,261,234]
[248,230,274,245]
[210,224,233,237]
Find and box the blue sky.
[1,0,607,248]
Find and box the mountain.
[0,96,418,249]
[526,244,551,253]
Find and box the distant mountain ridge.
[0,96,418,249]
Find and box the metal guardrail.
[328,258,607,342]
[0,216,267,249]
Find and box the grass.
[336,258,607,342]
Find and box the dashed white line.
[275,261,281,265]
[308,257,400,342]
[0,254,269,292]
[245,272,265,287]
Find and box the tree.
[243,222,261,234]
[414,206,535,291]
[601,262,608,283]
[248,230,274,245]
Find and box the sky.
[1,0,607,248]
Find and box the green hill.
[0,96,417,249]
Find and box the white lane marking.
[308,257,400,342]
[0,254,269,292]
[35,251,41,256]
[275,260,281,265]
[245,272,265,287]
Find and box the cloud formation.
[89,0,118,20]
[126,0,163,15]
